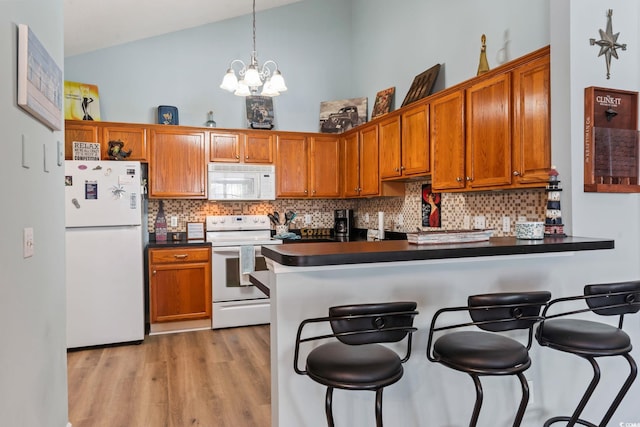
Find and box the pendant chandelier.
[219,0,287,97]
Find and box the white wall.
[64,0,354,131]
[1,1,68,426]
[350,0,550,114]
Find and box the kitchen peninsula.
[258,236,614,427]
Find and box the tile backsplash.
[148,180,546,237]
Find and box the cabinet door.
[466,73,512,189]
[379,114,402,179]
[342,132,360,197]
[244,132,274,163]
[358,124,380,197]
[102,125,148,161]
[512,54,551,185]
[210,132,241,162]
[276,134,308,197]
[150,262,211,323]
[431,91,466,191]
[149,129,207,198]
[65,121,99,160]
[309,135,341,198]
[401,103,430,177]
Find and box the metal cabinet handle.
[395,168,400,172]
[245,155,249,159]
[513,171,521,176]
[400,166,405,170]
[173,254,188,259]
[466,176,473,182]
[152,270,156,275]
[236,155,240,159]
[456,177,463,182]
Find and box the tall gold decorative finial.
[477,34,490,75]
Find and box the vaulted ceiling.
[64,0,301,56]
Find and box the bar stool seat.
[540,318,631,355]
[306,342,404,389]
[434,330,530,372]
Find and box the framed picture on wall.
[17,24,63,131]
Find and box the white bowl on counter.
[515,221,544,240]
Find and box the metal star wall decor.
[590,9,626,79]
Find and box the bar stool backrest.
[585,281,640,316]
[468,291,552,332]
[329,302,418,345]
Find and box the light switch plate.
[23,227,34,258]
[473,216,486,229]
[170,216,178,227]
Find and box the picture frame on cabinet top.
[158,105,179,125]
[372,87,395,118]
[401,63,441,107]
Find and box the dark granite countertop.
[260,236,614,267]
[146,239,211,249]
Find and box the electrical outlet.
[170,216,178,227]
[463,215,471,229]
[304,214,312,225]
[396,214,403,226]
[364,213,370,223]
[518,216,528,222]
[473,215,486,229]
[502,216,511,233]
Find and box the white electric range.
[205,215,281,329]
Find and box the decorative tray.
[407,229,494,245]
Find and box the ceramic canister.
[515,221,544,239]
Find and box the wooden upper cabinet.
[244,132,274,163]
[309,135,341,198]
[431,90,466,191]
[65,121,99,159]
[358,123,380,197]
[512,53,551,185]
[379,114,402,179]
[102,124,148,161]
[149,128,207,198]
[342,132,360,198]
[209,131,273,164]
[379,107,429,181]
[210,132,241,162]
[401,103,430,177]
[276,134,308,197]
[466,73,512,189]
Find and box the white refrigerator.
[65,160,145,348]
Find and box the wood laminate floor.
[67,326,271,427]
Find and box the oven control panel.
[206,215,270,231]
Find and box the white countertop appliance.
[206,214,281,329]
[65,160,145,348]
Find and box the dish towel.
[239,245,255,279]
[274,232,301,240]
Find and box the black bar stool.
[294,302,418,427]
[427,291,551,427]
[536,280,640,427]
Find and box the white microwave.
[207,163,276,201]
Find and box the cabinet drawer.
[150,247,210,264]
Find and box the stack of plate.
[407,229,494,245]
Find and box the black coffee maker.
[334,209,353,238]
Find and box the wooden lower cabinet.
[148,246,211,323]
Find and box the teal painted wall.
[1,1,69,426]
